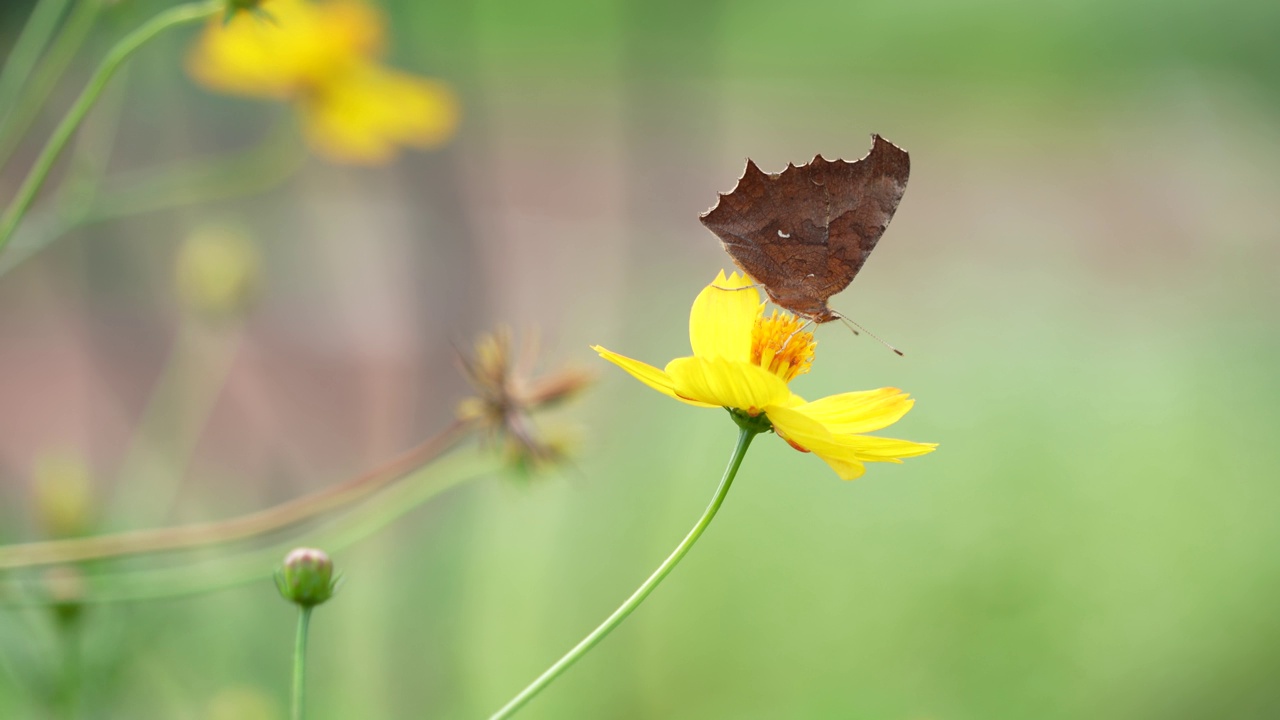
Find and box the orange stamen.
[750,310,815,382]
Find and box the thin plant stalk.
[489,427,758,719]
[106,325,244,528]
[0,451,494,607]
[0,0,73,127]
[0,419,473,570]
[56,615,82,720]
[292,606,312,720]
[0,0,221,255]
[81,117,307,224]
[0,0,104,169]
[0,114,305,278]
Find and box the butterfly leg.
[779,319,816,353]
[710,281,766,292]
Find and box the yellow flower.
[186,0,459,164]
[593,271,936,480]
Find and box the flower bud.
[175,225,262,323]
[275,548,338,608]
[31,450,94,539]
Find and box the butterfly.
[699,134,910,324]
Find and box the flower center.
[751,310,815,383]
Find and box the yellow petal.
[665,356,789,413]
[301,64,459,164]
[186,0,384,99]
[593,346,716,408]
[687,271,761,362]
[767,405,936,480]
[715,270,755,291]
[793,388,916,434]
[765,404,865,480]
[841,435,939,461]
[774,392,807,408]
[316,0,386,57]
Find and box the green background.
[1,0,1279,717]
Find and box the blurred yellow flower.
[187,0,459,164]
[594,271,936,480]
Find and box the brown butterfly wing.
[700,134,910,320]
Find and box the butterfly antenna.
[835,314,904,357]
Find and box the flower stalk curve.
[489,425,758,720]
[0,1,223,257]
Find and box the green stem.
[83,123,306,225]
[57,614,82,720]
[0,0,73,128]
[292,606,312,720]
[0,0,220,257]
[489,427,758,720]
[0,113,304,278]
[0,0,101,169]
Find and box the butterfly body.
[699,134,910,323]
